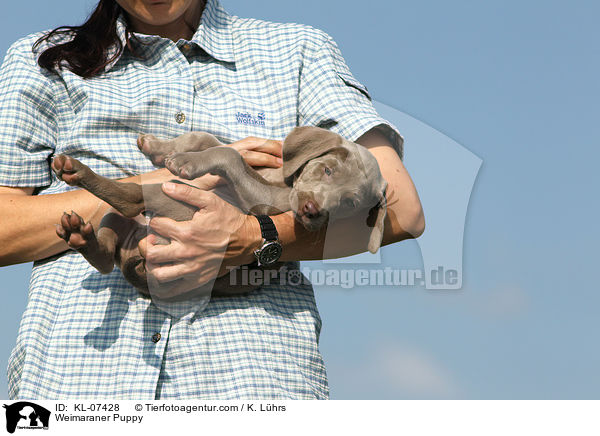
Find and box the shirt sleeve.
[298,32,404,159]
[0,39,58,187]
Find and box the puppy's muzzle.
[301,200,320,218]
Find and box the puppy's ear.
[282,126,345,185]
[366,181,388,254]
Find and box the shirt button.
[151,332,162,343]
[175,111,186,124]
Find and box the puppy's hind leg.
[56,211,117,274]
[100,212,151,294]
[138,131,224,167]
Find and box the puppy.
[51,126,387,298]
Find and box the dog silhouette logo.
[3,402,50,433]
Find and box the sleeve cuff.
[332,114,404,160]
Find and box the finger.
[138,233,160,259]
[162,182,218,209]
[144,238,188,263]
[232,138,283,156]
[239,150,283,168]
[230,136,265,150]
[147,260,194,284]
[148,216,187,241]
[251,139,283,157]
[146,262,189,288]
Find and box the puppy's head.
[284,127,388,252]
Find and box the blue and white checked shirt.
[0,0,402,399]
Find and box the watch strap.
[255,215,278,242]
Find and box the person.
[0,0,424,399]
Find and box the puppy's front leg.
[52,154,198,222]
[52,155,146,218]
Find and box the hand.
[138,181,260,298]
[227,136,283,168]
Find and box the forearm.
[269,192,420,262]
[0,189,109,265]
[0,168,192,266]
[270,208,417,262]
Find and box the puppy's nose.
[303,200,320,218]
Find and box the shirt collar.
[108,0,235,71]
[190,0,236,63]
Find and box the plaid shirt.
[0,0,401,399]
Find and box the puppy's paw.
[56,211,96,250]
[138,134,173,167]
[51,155,89,186]
[164,153,198,179]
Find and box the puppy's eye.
[324,167,332,176]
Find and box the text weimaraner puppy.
[51,126,388,298]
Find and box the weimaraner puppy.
[51,126,387,298]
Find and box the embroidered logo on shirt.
[235,111,266,127]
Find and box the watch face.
[259,241,282,265]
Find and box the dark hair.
[33,0,133,78]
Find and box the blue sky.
[1,0,598,399]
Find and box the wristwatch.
[253,215,283,266]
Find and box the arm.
[0,185,107,265]
[0,168,185,266]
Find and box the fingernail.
[276,157,283,165]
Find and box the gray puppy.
[51,126,387,297]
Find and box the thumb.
[162,182,216,209]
